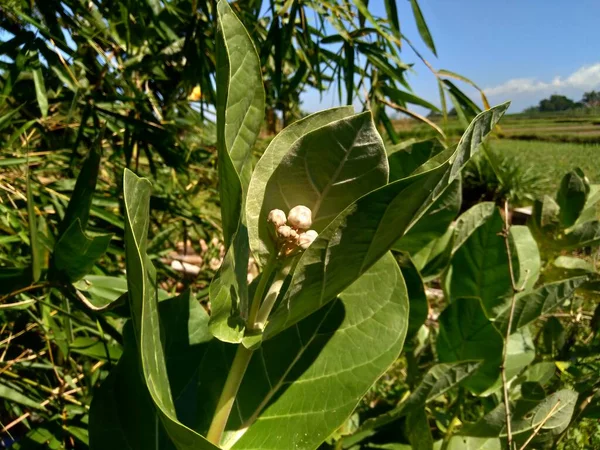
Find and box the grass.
[490,139,600,196]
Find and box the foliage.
[1,1,599,449]
[86,4,508,448]
[462,150,546,208]
[334,167,600,449]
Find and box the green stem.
[206,343,253,445]
[206,254,277,445]
[255,264,291,328]
[246,254,277,330]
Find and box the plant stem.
[206,343,253,445]
[500,201,526,450]
[207,254,277,445]
[255,264,291,328]
[246,254,277,330]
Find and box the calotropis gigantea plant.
[89,2,508,449]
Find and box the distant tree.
[538,94,578,112]
[582,90,600,107]
[522,106,539,114]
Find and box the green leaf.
[90,290,215,449]
[257,110,388,238]
[50,146,110,282]
[395,178,461,256]
[446,208,513,314]
[26,171,41,283]
[216,0,265,245]
[382,84,441,113]
[247,106,354,265]
[73,275,128,311]
[32,68,48,118]
[209,0,266,343]
[121,169,218,450]
[208,230,249,343]
[384,0,401,42]
[57,146,101,237]
[447,436,501,450]
[556,168,589,228]
[510,225,540,290]
[453,202,496,252]
[266,104,509,338]
[407,408,433,450]
[342,362,481,447]
[223,252,408,450]
[52,220,112,283]
[387,138,445,182]
[398,256,428,339]
[463,389,578,440]
[410,0,437,56]
[0,382,44,410]
[493,277,586,334]
[437,298,503,394]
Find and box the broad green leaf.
[447,436,501,450]
[556,168,589,228]
[216,0,265,245]
[553,256,594,272]
[407,408,433,450]
[510,225,540,290]
[387,138,445,182]
[201,252,408,450]
[73,275,128,311]
[342,362,481,447]
[266,104,509,338]
[394,178,461,256]
[531,389,578,433]
[26,170,41,282]
[90,290,214,449]
[209,0,265,342]
[208,230,250,343]
[437,298,503,394]
[50,146,111,282]
[122,169,218,450]
[259,111,388,234]
[411,226,454,279]
[398,256,428,339]
[57,146,101,237]
[32,67,48,118]
[52,219,112,282]
[493,277,586,334]
[543,316,566,355]
[452,202,496,252]
[247,106,354,264]
[0,382,44,410]
[463,389,578,440]
[409,0,437,56]
[575,182,600,225]
[446,208,514,313]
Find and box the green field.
[395,112,600,199]
[490,138,600,194]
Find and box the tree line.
[524,90,600,113]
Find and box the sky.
[301,0,600,114]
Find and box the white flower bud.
[268,209,287,227]
[287,205,312,230]
[297,230,318,249]
[277,225,298,240]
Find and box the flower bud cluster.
[267,205,318,253]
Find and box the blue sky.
[302,0,600,114]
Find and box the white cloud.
[484,63,600,96]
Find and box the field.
[489,139,600,194]
[395,112,600,199]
